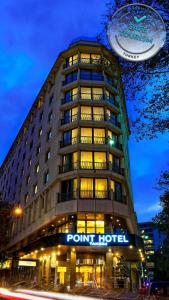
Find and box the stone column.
[66,248,76,290]
[105,250,113,289]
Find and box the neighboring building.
[0,39,144,289]
[139,222,165,280]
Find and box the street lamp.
[12,205,23,217]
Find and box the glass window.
[81,53,90,63]
[80,178,93,198]
[72,128,78,144]
[87,221,95,233]
[94,152,106,169]
[72,152,78,163]
[95,179,107,198]
[81,87,91,99]
[91,54,101,64]
[72,87,78,100]
[64,131,71,146]
[110,180,115,191]
[93,107,104,121]
[81,151,93,169]
[115,182,123,202]
[72,107,78,121]
[77,220,85,233]
[81,106,92,120]
[93,87,103,100]
[109,153,113,164]
[34,184,38,195]
[96,220,104,233]
[81,128,92,143]
[94,128,105,144]
[68,54,78,66]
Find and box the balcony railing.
[63,58,102,69]
[62,75,78,86]
[61,114,78,125]
[60,113,120,127]
[59,161,125,175]
[57,190,127,203]
[61,92,118,107]
[59,162,78,173]
[60,136,123,150]
[63,59,78,69]
[80,74,104,81]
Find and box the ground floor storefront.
[7,233,144,290]
[10,249,142,290]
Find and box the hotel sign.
[66,234,129,246]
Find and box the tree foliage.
[0,193,12,257]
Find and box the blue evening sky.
[0,0,168,222]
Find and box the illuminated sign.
[66,234,129,246]
[18,260,37,267]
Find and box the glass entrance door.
[76,265,104,287]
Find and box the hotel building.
[0,39,143,289]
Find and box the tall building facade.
[0,40,143,289]
[139,222,165,280]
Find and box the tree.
[153,186,169,279]
[0,193,12,263]
[98,0,169,141]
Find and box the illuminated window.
[63,107,78,123]
[35,163,40,174]
[91,54,101,63]
[80,178,108,199]
[77,220,85,233]
[80,87,103,100]
[81,87,91,99]
[66,54,78,67]
[81,128,92,143]
[77,215,104,234]
[94,152,106,169]
[87,221,95,233]
[93,107,104,121]
[80,53,101,64]
[81,152,93,169]
[34,184,38,195]
[65,87,78,103]
[80,178,93,198]
[93,87,103,100]
[96,220,104,233]
[72,128,78,144]
[94,128,105,144]
[81,106,92,120]
[95,178,107,198]
[110,180,115,191]
[80,53,90,63]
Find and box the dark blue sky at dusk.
[0,0,168,222]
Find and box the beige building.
[0,39,144,289]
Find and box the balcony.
[59,161,124,175]
[59,162,78,173]
[62,75,78,86]
[57,189,110,202]
[80,74,104,81]
[60,113,120,128]
[61,92,119,108]
[63,57,102,69]
[60,136,123,151]
[57,190,127,204]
